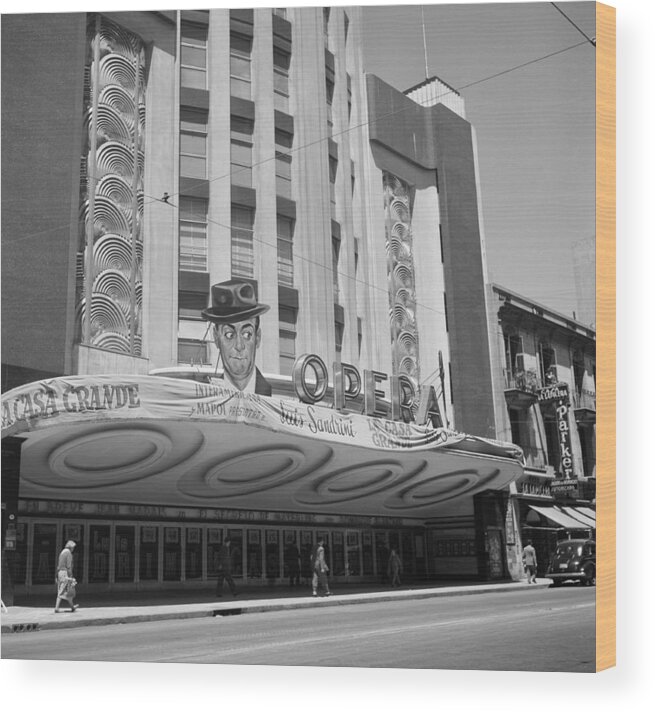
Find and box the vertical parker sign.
[538,383,574,479]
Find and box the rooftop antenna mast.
[421,5,430,79]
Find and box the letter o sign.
[293,354,329,404]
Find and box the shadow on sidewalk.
[11,579,498,610]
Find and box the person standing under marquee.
[311,537,331,597]
[522,539,538,584]
[54,540,79,613]
[216,536,237,597]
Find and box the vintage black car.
[547,538,596,586]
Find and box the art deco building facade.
[2,8,517,595]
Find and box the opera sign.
[292,354,443,428]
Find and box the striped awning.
[561,506,596,528]
[528,505,595,530]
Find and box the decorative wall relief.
[77,15,146,355]
[383,172,420,395]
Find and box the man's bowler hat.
[201,279,270,324]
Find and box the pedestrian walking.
[311,538,331,597]
[54,540,79,613]
[387,548,403,588]
[216,536,237,597]
[522,539,538,584]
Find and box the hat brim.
[201,303,270,324]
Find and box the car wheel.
[583,565,596,586]
[551,579,563,587]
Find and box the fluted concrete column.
[290,8,335,362]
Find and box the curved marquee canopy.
[2,375,524,520]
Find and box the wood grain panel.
[595,0,616,673]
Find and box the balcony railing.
[505,369,541,393]
[503,369,541,409]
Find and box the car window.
[557,542,583,556]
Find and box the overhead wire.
[141,40,590,209]
[2,32,592,326]
[4,36,590,248]
[550,2,596,46]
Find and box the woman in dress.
[387,548,403,588]
[311,538,331,597]
[54,540,79,613]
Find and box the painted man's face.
[213,319,261,389]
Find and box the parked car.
[547,538,596,586]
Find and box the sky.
[1,1,597,327]
[361,2,596,324]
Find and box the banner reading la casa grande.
[1,374,523,460]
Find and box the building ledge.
[574,406,596,426]
[503,388,538,410]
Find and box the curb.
[1,581,553,634]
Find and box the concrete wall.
[1,14,87,386]
[366,74,492,432]
[431,105,496,438]
[142,41,179,371]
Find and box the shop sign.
[3,374,522,459]
[550,479,579,497]
[537,384,569,403]
[539,383,574,479]
[18,498,408,528]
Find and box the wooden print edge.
[595,0,616,673]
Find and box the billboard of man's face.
[213,318,261,390]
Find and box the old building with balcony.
[487,284,596,578]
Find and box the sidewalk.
[1,579,552,634]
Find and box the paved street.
[2,586,595,672]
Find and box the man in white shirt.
[522,539,538,584]
[202,279,272,396]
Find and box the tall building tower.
[3,7,500,439]
[2,8,522,595]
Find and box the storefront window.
[163,527,181,581]
[401,531,414,576]
[345,530,360,576]
[362,530,374,576]
[265,529,280,581]
[374,531,389,582]
[228,529,243,577]
[389,531,400,552]
[139,525,159,581]
[114,525,135,582]
[32,523,57,585]
[300,530,314,582]
[14,522,28,585]
[283,530,300,582]
[332,530,345,576]
[89,524,110,583]
[206,528,222,577]
[414,531,426,578]
[185,527,203,579]
[247,529,262,579]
